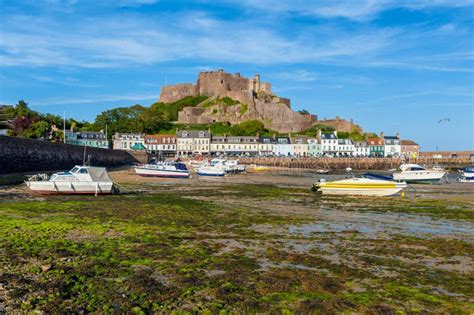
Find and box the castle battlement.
[159,70,272,104]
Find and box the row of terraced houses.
[106,130,419,158]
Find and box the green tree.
[23,120,50,139]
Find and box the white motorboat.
[316,169,330,174]
[313,177,406,196]
[197,163,226,177]
[134,160,190,178]
[458,166,474,183]
[392,164,446,183]
[210,159,246,174]
[26,166,117,195]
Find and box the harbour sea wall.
[0,136,144,174]
[237,157,472,170]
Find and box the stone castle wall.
[159,83,198,104]
[158,70,271,104]
[318,116,360,133]
[0,136,140,174]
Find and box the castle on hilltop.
[158,69,359,133]
[159,69,290,107]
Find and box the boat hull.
[315,178,406,197]
[393,171,445,183]
[197,172,225,177]
[318,187,403,196]
[26,181,114,195]
[134,167,189,178]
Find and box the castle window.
[220,80,224,84]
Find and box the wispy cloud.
[233,0,474,21]
[0,13,397,68]
[31,93,159,106]
[275,70,319,82]
[31,75,102,88]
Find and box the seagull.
[438,118,450,124]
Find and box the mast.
[105,124,108,148]
[63,111,66,144]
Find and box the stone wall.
[254,101,316,133]
[159,83,198,103]
[0,136,140,174]
[317,116,360,133]
[158,70,272,104]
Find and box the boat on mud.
[210,159,246,174]
[26,165,118,195]
[392,164,446,183]
[196,163,226,177]
[313,177,407,197]
[316,169,330,174]
[134,159,190,178]
[458,166,474,183]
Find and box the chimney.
[380,131,384,139]
[256,132,260,138]
[317,129,322,140]
[396,132,400,139]
[272,133,276,140]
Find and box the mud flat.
[0,169,473,313]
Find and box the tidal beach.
[0,170,473,313]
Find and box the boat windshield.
[175,163,188,170]
[70,166,80,173]
[465,166,474,172]
[410,167,425,171]
[77,168,89,174]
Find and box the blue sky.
[0,0,473,150]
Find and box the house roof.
[368,138,383,145]
[176,130,210,138]
[321,133,337,139]
[258,137,276,144]
[401,140,418,145]
[384,136,400,140]
[275,137,291,144]
[144,134,175,144]
[293,137,309,144]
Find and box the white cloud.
[0,13,397,68]
[233,0,474,21]
[275,70,319,82]
[31,92,159,106]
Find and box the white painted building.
[211,136,259,155]
[307,138,322,156]
[273,137,292,156]
[336,139,355,157]
[144,135,176,156]
[353,141,370,157]
[258,137,276,156]
[384,135,401,158]
[321,132,338,156]
[112,133,145,150]
[176,130,211,155]
[291,137,309,157]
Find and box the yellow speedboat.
[253,165,270,171]
[313,177,406,197]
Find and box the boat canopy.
[464,166,474,172]
[400,164,426,171]
[87,167,112,182]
